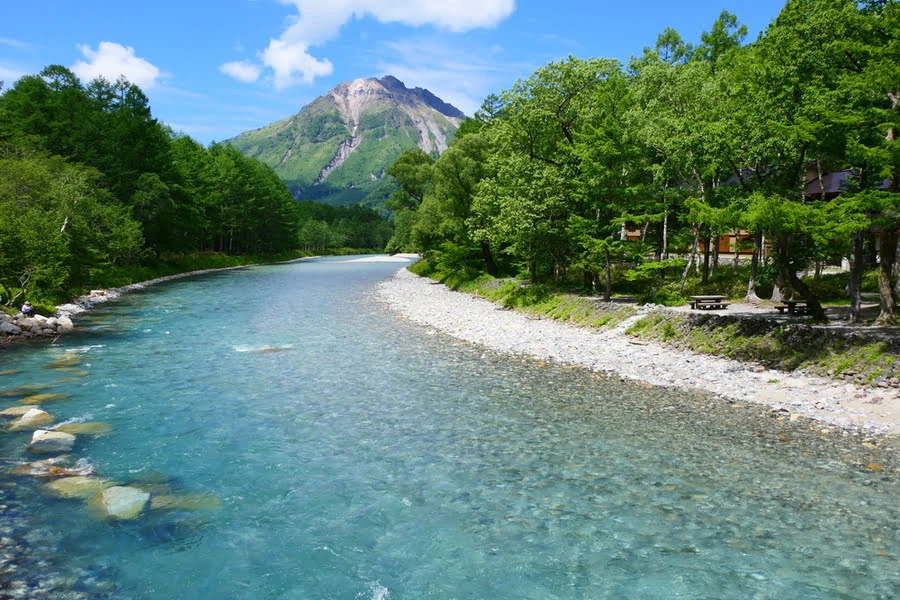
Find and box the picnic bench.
[774,300,808,315]
[688,295,730,310]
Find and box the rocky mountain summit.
[227,76,464,208]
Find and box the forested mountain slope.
[227,76,464,210]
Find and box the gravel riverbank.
[375,268,900,436]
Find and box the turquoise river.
[0,256,897,599]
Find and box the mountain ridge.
[227,76,464,209]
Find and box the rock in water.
[0,405,37,418]
[89,486,151,520]
[43,476,112,498]
[9,408,53,431]
[47,356,82,369]
[150,493,222,511]
[19,392,69,405]
[10,456,71,476]
[55,421,112,436]
[27,429,76,454]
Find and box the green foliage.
[295,201,392,250]
[626,309,900,382]
[0,65,322,306]
[382,0,900,319]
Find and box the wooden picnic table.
[774,300,808,315]
[688,295,730,310]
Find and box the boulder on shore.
[88,486,150,520]
[27,429,76,454]
[2,311,76,339]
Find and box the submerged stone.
[150,494,222,511]
[19,392,69,405]
[0,369,20,376]
[9,408,53,431]
[57,369,89,377]
[89,486,150,520]
[0,383,52,397]
[44,476,112,498]
[55,421,112,436]
[27,429,76,454]
[141,517,206,548]
[47,357,83,369]
[0,405,36,418]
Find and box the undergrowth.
[409,257,636,330]
[626,310,900,383]
[410,257,897,384]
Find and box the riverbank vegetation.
[625,310,900,385]
[387,0,899,325]
[0,68,392,310]
[411,254,900,387]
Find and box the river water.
[0,256,897,599]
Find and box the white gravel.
[376,268,900,436]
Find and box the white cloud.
[262,38,333,88]
[235,0,515,88]
[0,64,29,85]
[0,38,31,51]
[220,60,263,83]
[71,42,162,88]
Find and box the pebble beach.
[375,267,900,436]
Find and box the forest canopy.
[385,0,899,324]
[0,66,391,306]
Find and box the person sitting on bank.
[20,301,34,317]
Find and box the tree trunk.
[733,231,741,274]
[769,234,790,303]
[877,229,898,324]
[529,261,537,285]
[770,271,789,303]
[679,228,700,293]
[711,235,720,278]
[655,219,663,261]
[774,235,827,321]
[583,270,594,294]
[662,211,669,260]
[481,242,498,276]
[745,231,762,303]
[604,248,612,302]
[702,235,711,284]
[787,269,827,322]
[848,230,865,323]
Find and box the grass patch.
[625,309,900,383]
[411,257,636,330]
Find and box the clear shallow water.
[0,256,897,599]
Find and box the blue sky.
[1,0,786,145]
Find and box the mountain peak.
[328,75,465,120]
[228,75,464,208]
